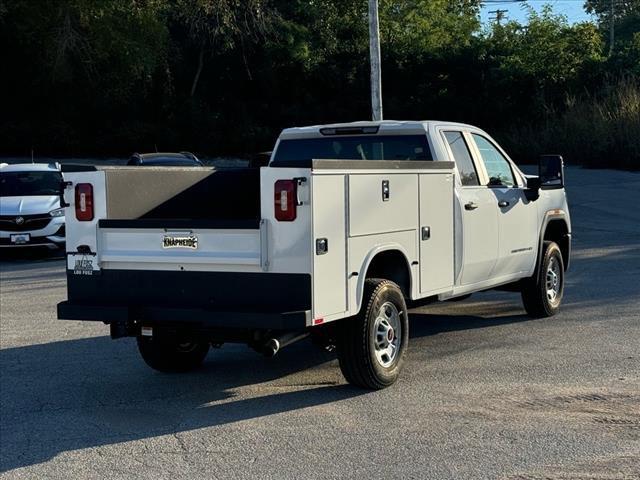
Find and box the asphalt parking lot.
[1,166,638,480]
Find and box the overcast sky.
[480,0,596,25]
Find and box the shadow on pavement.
[0,335,355,473]
[0,309,537,473]
[0,247,65,271]
[409,312,532,337]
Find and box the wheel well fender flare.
[355,244,414,314]
[537,211,571,272]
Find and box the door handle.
[498,200,510,208]
[464,202,478,211]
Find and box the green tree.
[488,7,604,86]
[585,0,640,19]
[380,0,481,56]
[585,0,640,54]
[173,0,276,96]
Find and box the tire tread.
[521,241,564,318]
[337,278,407,389]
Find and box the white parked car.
[58,120,570,389]
[0,163,66,249]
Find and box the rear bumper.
[57,301,310,330]
[60,268,312,331]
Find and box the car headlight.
[49,207,65,217]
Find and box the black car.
[127,152,203,167]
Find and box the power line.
[489,8,509,24]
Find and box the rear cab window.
[271,135,432,167]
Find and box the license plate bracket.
[10,233,30,244]
[69,254,101,276]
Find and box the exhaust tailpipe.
[262,331,310,357]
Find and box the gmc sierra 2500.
[58,121,571,389]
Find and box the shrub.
[498,77,640,170]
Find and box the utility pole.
[489,9,508,26]
[368,0,383,121]
[609,0,615,56]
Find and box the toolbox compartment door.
[348,174,418,237]
[419,172,454,294]
[311,174,347,320]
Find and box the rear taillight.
[274,179,297,221]
[75,183,94,221]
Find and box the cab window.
[271,135,432,167]
[471,134,516,187]
[443,131,479,186]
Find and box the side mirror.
[539,155,564,189]
[526,177,541,189]
[524,176,541,201]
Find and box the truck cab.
[58,120,570,389]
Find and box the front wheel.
[137,335,210,373]
[521,241,565,317]
[336,279,409,389]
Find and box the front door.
[490,187,538,276]
[470,133,537,278]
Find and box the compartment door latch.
[315,238,328,255]
[382,180,390,201]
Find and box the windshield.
[0,171,62,197]
[272,135,432,166]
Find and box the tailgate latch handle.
[293,177,307,206]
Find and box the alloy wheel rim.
[545,256,562,304]
[373,301,401,368]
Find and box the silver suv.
[0,163,65,249]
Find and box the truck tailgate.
[95,219,267,270]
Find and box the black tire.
[137,334,209,373]
[336,279,409,389]
[521,241,565,317]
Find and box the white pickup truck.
[58,121,571,389]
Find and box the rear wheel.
[337,279,409,389]
[137,334,209,372]
[521,241,565,317]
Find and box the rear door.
[441,130,499,286]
